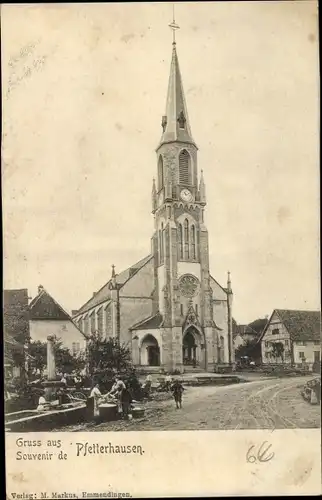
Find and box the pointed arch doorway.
[182,326,205,369]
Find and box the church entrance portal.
[140,334,160,366]
[183,327,203,367]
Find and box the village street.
[65,376,320,432]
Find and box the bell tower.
[151,16,216,372]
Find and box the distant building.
[234,325,258,351]
[29,285,86,355]
[260,309,321,367]
[233,318,267,350]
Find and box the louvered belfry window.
[179,149,191,185]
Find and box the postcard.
[2,2,320,497]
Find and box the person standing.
[108,376,126,414]
[120,386,133,420]
[90,382,103,420]
[171,379,185,409]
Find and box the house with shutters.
[29,285,86,355]
[260,309,321,367]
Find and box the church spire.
[158,14,196,149]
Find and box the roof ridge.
[209,275,228,295]
[29,289,46,309]
[130,312,163,331]
[30,288,87,339]
[275,308,320,313]
[75,255,153,316]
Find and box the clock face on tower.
[180,188,193,202]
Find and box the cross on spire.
[169,4,180,45]
[158,3,195,148]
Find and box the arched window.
[178,223,183,259]
[184,219,189,259]
[179,149,191,185]
[158,155,164,191]
[191,225,196,259]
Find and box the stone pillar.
[172,326,184,373]
[132,336,140,365]
[151,232,159,316]
[227,291,234,365]
[47,335,56,381]
[95,309,99,333]
[204,326,214,372]
[161,327,173,371]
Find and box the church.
[72,29,235,373]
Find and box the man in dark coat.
[171,379,185,409]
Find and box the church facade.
[73,38,235,373]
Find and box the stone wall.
[119,297,153,346]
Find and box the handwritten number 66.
[246,441,275,463]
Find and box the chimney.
[38,285,44,294]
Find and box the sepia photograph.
[3,0,320,441]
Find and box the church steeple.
[158,30,196,148]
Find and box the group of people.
[36,371,186,419]
[60,372,83,389]
[90,373,186,421]
[90,375,133,421]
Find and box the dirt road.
[66,376,320,432]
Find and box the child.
[171,379,185,409]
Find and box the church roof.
[158,43,196,148]
[209,275,229,297]
[75,255,153,316]
[130,313,163,331]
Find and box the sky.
[2,2,320,324]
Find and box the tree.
[55,344,86,374]
[87,333,132,375]
[28,337,86,376]
[235,339,256,360]
[29,341,47,374]
[86,333,144,395]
